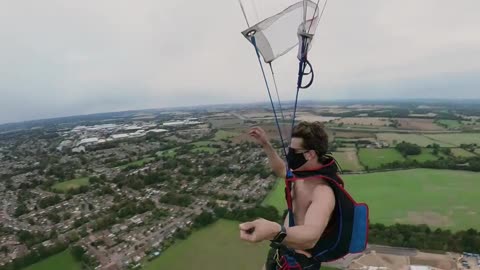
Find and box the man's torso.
[286,177,332,257]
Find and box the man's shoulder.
[311,181,335,202]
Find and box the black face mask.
[286,148,308,170]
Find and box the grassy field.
[191,140,218,147]
[52,177,89,192]
[214,130,240,141]
[407,148,440,162]
[191,146,219,154]
[376,133,453,147]
[261,179,285,214]
[425,133,480,146]
[344,169,480,231]
[143,219,339,270]
[358,148,405,169]
[189,140,222,154]
[451,148,477,157]
[157,148,178,158]
[333,151,364,172]
[436,119,463,129]
[23,249,81,270]
[263,169,480,231]
[143,219,270,270]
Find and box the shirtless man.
[239,121,336,270]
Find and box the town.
[0,108,277,270]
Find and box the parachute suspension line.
[251,37,288,158]
[268,63,286,123]
[308,0,328,34]
[250,0,260,26]
[286,34,313,227]
[237,0,250,27]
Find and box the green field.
[436,119,463,129]
[144,219,270,270]
[406,148,441,162]
[191,140,218,147]
[23,249,81,270]
[344,169,480,231]
[425,133,480,146]
[261,179,285,214]
[144,219,338,270]
[157,148,178,158]
[451,148,477,158]
[332,151,363,172]
[214,130,239,141]
[263,169,480,231]
[376,133,452,147]
[358,148,405,169]
[52,177,89,192]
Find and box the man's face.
[289,137,317,170]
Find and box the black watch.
[271,224,287,244]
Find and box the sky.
[0,0,479,124]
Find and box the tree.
[395,142,421,156]
[71,245,86,261]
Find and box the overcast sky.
[1,0,479,124]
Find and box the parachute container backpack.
[237,0,369,267]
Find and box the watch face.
[274,231,287,242]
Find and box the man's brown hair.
[292,121,329,161]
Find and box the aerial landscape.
[1,100,480,270]
[2,0,480,270]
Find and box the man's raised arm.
[249,127,286,178]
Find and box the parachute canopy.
[240,0,323,63]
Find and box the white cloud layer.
[0,0,479,123]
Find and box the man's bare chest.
[291,181,315,221]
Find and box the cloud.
[0,0,479,123]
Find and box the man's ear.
[306,150,316,161]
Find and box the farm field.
[333,131,376,139]
[262,169,480,231]
[425,133,480,146]
[451,148,477,157]
[406,148,441,162]
[261,179,285,213]
[334,117,392,127]
[436,119,463,129]
[344,169,480,231]
[143,219,270,270]
[358,148,405,169]
[23,249,81,270]
[394,118,444,131]
[295,112,340,122]
[143,219,339,270]
[52,177,89,192]
[214,130,239,141]
[209,118,244,129]
[333,151,364,172]
[376,133,453,147]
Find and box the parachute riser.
[250,36,289,159]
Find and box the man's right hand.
[249,127,269,147]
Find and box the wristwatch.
[271,224,287,244]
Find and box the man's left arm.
[239,184,335,251]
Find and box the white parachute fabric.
[241,0,320,63]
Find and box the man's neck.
[302,160,324,171]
